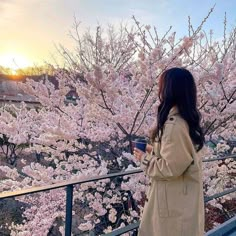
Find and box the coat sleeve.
[140,119,193,179]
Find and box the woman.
[134,67,205,236]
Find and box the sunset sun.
[0,53,31,74]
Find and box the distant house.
[0,74,78,108]
[0,74,39,108]
[65,89,78,105]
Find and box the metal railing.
[202,154,236,162]
[0,169,142,236]
[0,154,235,236]
[205,215,236,236]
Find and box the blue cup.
[133,138,147,152]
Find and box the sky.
[0,0,236,71]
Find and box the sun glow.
[0,53,32,74]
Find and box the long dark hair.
[151,67,204,152]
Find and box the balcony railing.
[0,154,235,236]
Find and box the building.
[0,74,78,108]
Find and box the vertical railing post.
[65,184,74,236]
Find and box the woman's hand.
[133,148,145,161]
[146,144,153,154]
[134,144,153,162]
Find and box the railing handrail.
[202,154,236,162]
[204,187,236,203]
[0,169,143,200]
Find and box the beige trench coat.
[138,106,204,236]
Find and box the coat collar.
[168,106,179,117]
